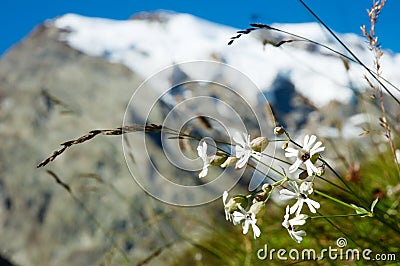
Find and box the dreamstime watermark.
[257,237,397,262]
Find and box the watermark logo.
[336,237,347,248]
[257,237,397,262]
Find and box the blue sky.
[2,0,400,56]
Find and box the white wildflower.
[233,132,253,169]
[197,141,211,178]
[232,205,261,239]
[222,191,233,221]
[282,206,308,243]
[279,181,320,216]
[285,134,325,176]
[222,191,248,221]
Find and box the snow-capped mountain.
[53,11,400,107]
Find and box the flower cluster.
[279,181,319,242]
[196,133,269,239]
[197,128,377,244]
[277,135,324,242]
[196,128,327,242]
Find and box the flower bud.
[225,195,248,214]
[262,183,272,192]
[274,126,285,135]
[298,170,309,180]
[254,191,267,202]
[250,137,269,152]
[282,141,289,150]
[221,156,237,168]
[210,151,228,166]
[310,153,320,164]
[249,201,265,216]
[316,165,325,176]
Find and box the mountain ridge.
[50,11,400,108]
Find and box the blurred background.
[1,1,400,265]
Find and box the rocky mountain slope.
[0,15,198,266]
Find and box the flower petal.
[199,141,208,158]
[199,166,208,178]
[279,189,298,201]
[222,191,228,205]
[305,199,320,213]
[290,230,306,243]
[232,211,245,225]
[290,199,304,215]
[305,135,317,150]
[289,159,302,173]
[303,135,310,149]
[282,205,290,228]
[305,160,318,176]
[285,147,299,158]
[311,141,322,151]
[289,215,307,226]
[235,145,245,157]
[235,156,248,169]
[311,145,325,156]
[242,220,250,235]
[251,222,261,239]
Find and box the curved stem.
[319,158,355,195]
[314,189,369,214]
[297,0,400,105]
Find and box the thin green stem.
[315,174,352,195]
[298,0,400,105]
[314,189,368,213]
[286,135,354,194]
[319,158,355,194]
[310,213,366,219]
[248,23,400,94]
[250,153,285,178]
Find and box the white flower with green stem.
[279,180,320,216]
[285,134,325,176]
[222,191,249,222]
[233,132,254,169]
[233,132,268,167]
[197,141,211,178]
[232,205,261,239]
[282,205,308,243]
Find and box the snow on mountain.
[53,11,400,107]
